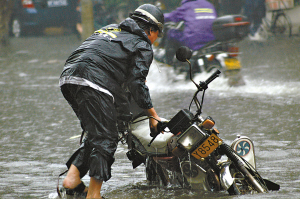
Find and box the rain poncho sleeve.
[126,41,153,110]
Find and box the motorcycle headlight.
[177,124,206,151]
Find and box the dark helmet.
[130,4,164,37]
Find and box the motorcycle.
[153,15,250,86]
[118,46,280,195]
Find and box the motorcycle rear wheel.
[203,57,222,73]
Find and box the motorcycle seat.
[131,116,173,154]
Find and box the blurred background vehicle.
[9,0,79,37]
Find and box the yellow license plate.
[191,134,222,159]
[224,58,241,70]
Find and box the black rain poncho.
[60,17,154,112]
[60,18,155,181]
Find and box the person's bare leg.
[63,164,82,189]
[86,177,103,199]
[76,23,82,34]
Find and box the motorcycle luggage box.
[212,15,250,42]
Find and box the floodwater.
[0,34,300,199]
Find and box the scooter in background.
[153,15,250,86]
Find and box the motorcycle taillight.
[234,16,243,22]
[228,46,239,57]
[22,0,35,8]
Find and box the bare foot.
[62,165,82,189]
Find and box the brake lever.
[148,121,168,147]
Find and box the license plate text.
[191,134,222,159]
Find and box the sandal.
[58,181,87,198]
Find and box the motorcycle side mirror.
[175,46,199,88]
[176,46,192,62]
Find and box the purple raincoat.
[164,0,217,50]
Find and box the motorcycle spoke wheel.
[229,159,268,194]
[220,144,268,194]
[229,170,251,195]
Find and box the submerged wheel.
[228,168,250,195]
[228,182,242,195]
[145,157,168,186]
[220,144,268,195]
[274,13,292,37]
[227,163,267,195]
[145,157,159,183]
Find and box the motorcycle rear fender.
[231,135,256,169]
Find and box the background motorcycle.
[119,47,280,195]
[153,15,250,86]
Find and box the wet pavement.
[0,33,300,198]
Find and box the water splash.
[147,60,300,99]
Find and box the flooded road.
[0,34,300,199]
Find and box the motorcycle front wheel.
[227,169,248,195]
[220,144,268,195]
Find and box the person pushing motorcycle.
[58,4,164,198]
[163,0,217,65]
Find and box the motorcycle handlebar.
[199,69,221,90]
[205,69,221,85]
[148,121,168,147]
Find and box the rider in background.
[163,0,217,65]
